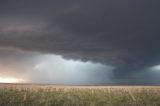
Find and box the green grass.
[0,85,160,106]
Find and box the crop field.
[0,84,160,106]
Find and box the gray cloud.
[0,0,160,84]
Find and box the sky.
[0,0,160,85]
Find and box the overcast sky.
[0,0,160,85]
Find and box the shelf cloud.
[0,0,160,84]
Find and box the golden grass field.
[0,84,160,106]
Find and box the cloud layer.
[0,0,160,84]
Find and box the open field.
[0,84,160,106]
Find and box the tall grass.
[0,85,160,106]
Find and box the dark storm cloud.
[0,0,160,82]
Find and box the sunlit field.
[0,84,160,106]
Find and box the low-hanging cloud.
[0,0,160,84]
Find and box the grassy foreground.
[0,85,160,106]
